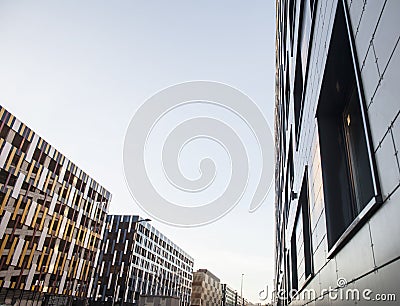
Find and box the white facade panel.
[0,142,12,168]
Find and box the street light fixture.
[240,274,244,306]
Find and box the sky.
[0,1,276,303]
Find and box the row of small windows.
[107,219,192,265]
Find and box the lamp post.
[240,274,244,306]
[112,218,151,306]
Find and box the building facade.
[275,0,400,305]
[92,215,194,306]
[190,269,222,306]
[221,284,236,306]
[0,105,112,305]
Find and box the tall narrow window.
[284,135,294,223]
[286,251,291,294]
[292,169,313,289]
[288,0,295,54]
[294,47,303,139]
[294,0,313,142]
[316,1,376,250]
[298,0,312,78]
[290,233,298,291]
[299,170,312,279]
[285,59,290,124]
[288,135,294,187]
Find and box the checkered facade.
[0,105,111,304]
[190,269,222,306]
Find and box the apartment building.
[190,269,222,306]
[0,106,112,305]
[92,215,194,306]
[221,284,236,306]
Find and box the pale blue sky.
[0,1,276,302]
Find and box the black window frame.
[293,0,319,149]
[290,167,313,293]
[316,0,382,258]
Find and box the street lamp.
[112,218,151,306]
[240,274,244,306]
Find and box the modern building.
[92,215,194,306]
[0,105,112,305]
[275,0,400,305]
[190,269,222,306]
[191,271,252,306]
[221,284,236,306]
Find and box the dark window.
[48,159,57,172]
[21,139,30,153]
[12,133,23,149]
[284,174,289,223]
[0,169,7,185]
[291,169,313,289]
[316,1,375,249]
[290,232,298,291]
[288,136,294,187]
[288,0,296,54]
[0,124,10,140]
[285,250,292,300]
[285,59,290,124]
[32,148,41,163]
[284,136,294,223]
[294,0,313,144]
[294,47,304,140]
[299,169,312,279]
[310,0,315,13]
[298,0,312,76]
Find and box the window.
[288,136,294,187]
[298,0,312,77]
[310,0,315,13]
[294,0,313,144]
[285,250,292,301]
[290,232,298,291]
[284,136,294,224]
[290,169,313,290]
[294,42,304,141]
[285,58,290,124]
[299,169,312,280]
[288,0,295,54]
[0,124,10,140]
[316,1,377,250]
